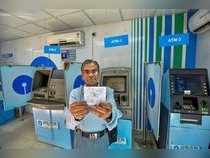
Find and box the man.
[68,59,122,150]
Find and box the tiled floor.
[0,113,156,149]
[133,129,157,149]
[0,113,59,149]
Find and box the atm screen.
[32,70,51,91]
[103,76,126,93]
[174,75,203,95]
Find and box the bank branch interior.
[0,9,210,151]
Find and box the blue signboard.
[159,33,189,47]
[61,49,76,61]
[44,45,60,54]
[104,35,128,48]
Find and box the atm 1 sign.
[104,35,128,48]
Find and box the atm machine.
[101,67,132,149]
[29,68,72,149]
[101,67,131,119]
[159,69,210,150]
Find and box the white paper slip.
[84,86,106,105]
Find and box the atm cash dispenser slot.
[182,97,199,112]
[180,113,202,125]
[173,96,210,115]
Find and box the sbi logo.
[73,75,85,89]
[147,78,155,108]
[31,56,57,69]
[12,75,32,95]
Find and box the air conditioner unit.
[188,9,210,33]
[47,31,85,47]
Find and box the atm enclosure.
[159,69,210,150]
[0,65,36,124]
[29,68,71,149]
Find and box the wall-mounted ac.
[188,9,210,33]
[47,31,85,47]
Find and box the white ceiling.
[0,9,186,42]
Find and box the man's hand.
[69,101,89,120]
[89,102,112,120]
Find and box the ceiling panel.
[0,30,22,41]
[121,9,143,20]
[0,27,31,42]
[0,24,10,31]
[141,9,156,17]
[17,24,50,35]
[45,9,80,17]
[121,9,156,20]
[155,9,186,16]
[37,18,71,32]
[85,9,121,25]
[59,11,93,28]
[14,10,52,21]
[0,10,27,27]
[0,9,188,43]
[0,25,30,38]
[9,29,31,37]
[154,9,174,16]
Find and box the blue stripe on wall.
[186,10,197,68]
[149,17,154,63]
[163,15,172,72]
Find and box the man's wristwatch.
[75,117,83,121]
[106,113,112,123]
